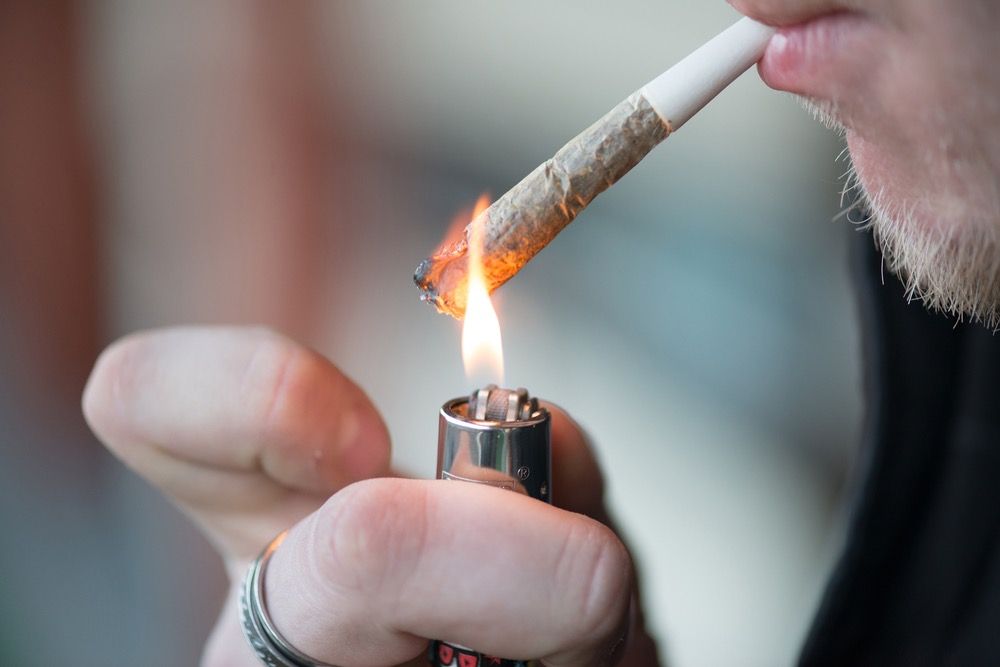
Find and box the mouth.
[756,11,880,103]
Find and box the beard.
[860,184,1000,331]
[799,96,1000,331]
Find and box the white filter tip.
[640,17,775,131]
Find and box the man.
[83,1,1000,665]
[733,1,1000,664]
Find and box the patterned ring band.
[240,531,339,667]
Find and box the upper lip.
[728,0,851,27]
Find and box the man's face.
[732,0,1000,326]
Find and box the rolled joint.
[414,92,670,319]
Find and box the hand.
[83,326,659,667]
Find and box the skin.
[83,327,659,667]
[732,0,1000,326]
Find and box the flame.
[461,195,504,386]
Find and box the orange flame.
[461,195,504,386]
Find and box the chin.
[845,132,1000,330]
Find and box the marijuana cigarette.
[414,17,774,318]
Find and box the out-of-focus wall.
[0,2,860,666]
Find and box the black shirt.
[800,230,1000,665]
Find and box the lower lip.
[758,12,876,99]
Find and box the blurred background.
[0,1,860,665]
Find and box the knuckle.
[314,479,428,596]
[248,330,320,447]
[563,519,632,641]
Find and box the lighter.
[429,384,552,667]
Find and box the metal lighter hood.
[436,386,551,504]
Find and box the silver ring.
[240,531,339,667]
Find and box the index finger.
[83,326,392,507]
